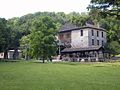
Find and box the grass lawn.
[0,60,120,90]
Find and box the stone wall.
[71,29,89,48]
[88,29,106,47]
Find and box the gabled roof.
[59,23,79,32]
[61,46,103,53]
[59,23,106,33]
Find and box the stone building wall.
[71,29,89,48]
[71,28,106,48]
[88,29,106,47]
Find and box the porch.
[61,46,105,62]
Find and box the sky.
[0,0,91,19]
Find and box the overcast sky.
[0,0,91,19]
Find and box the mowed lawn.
[0,61,120,90]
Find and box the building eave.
[61,46,104,53]
[59,26,106,33]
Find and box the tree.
[0,18,11,59]
[99,17,120,42]
[29,16,58,63]
[88,0,120,19]
[20,35,30,60]
[7,17,24,59]
[67,12,89,26]
[105,41,120,55]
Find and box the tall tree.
[0,18,11,59]
[7,17,25,59]
[29,16,58,63]
[88,0,120,19]
[67,12,89,26]
[20,35,30,60]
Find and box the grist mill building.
[58,23,107,62]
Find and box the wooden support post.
[103,52,105,61]
[88,51,91,62]
[96,51,99,62]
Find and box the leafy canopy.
[28,16,58,62]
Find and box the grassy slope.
[0,61,120,90]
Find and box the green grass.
[0,61,120,90]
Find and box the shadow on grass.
[0,59,20,63]
[33,62,46,64]
[53,61,86,66]
[32,60,103,66]
[31,60,81,65]
[93,65,106,67]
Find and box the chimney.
[97,23,100,28]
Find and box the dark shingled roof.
[61,46,103,53]
[59,23,79,32]
[59,23,106,33]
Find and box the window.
[80,30,83,36]
[102,41,104,46]
[92,30,94,36]
[102,32,103,37]
[97,31,99,37]
[66,33,70,38]
[1,54,3,56]
[92,39,94,45]
[97,40,99,45]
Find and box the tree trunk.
[49,56,52,62]
[13,48,19,60]
[4,50,8,59]
[25,53,29,60]
[43,58,45,63]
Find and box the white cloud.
[0,0,91,19]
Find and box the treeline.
[0,12,90,61]
[0,10,120,60]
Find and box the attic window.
[97,31,99,37]
[102,32,103,37]
[80,30,83,36]
[91,30,94,36]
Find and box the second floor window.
[92,30,94,36]
[80,30,83,36]
[102,40,104,46]
[97,40,99,45]
[102,32,103,37]
[92,39,94,45]
[97,31,99,37]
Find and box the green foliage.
[29,16,58,62]
[105,41,120,54]
[20,35,30,60]
[99,18,120,42]
[67,12,89,26]
[0,18,11,53]
[7,17,23,48]
[88,0,120,19]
